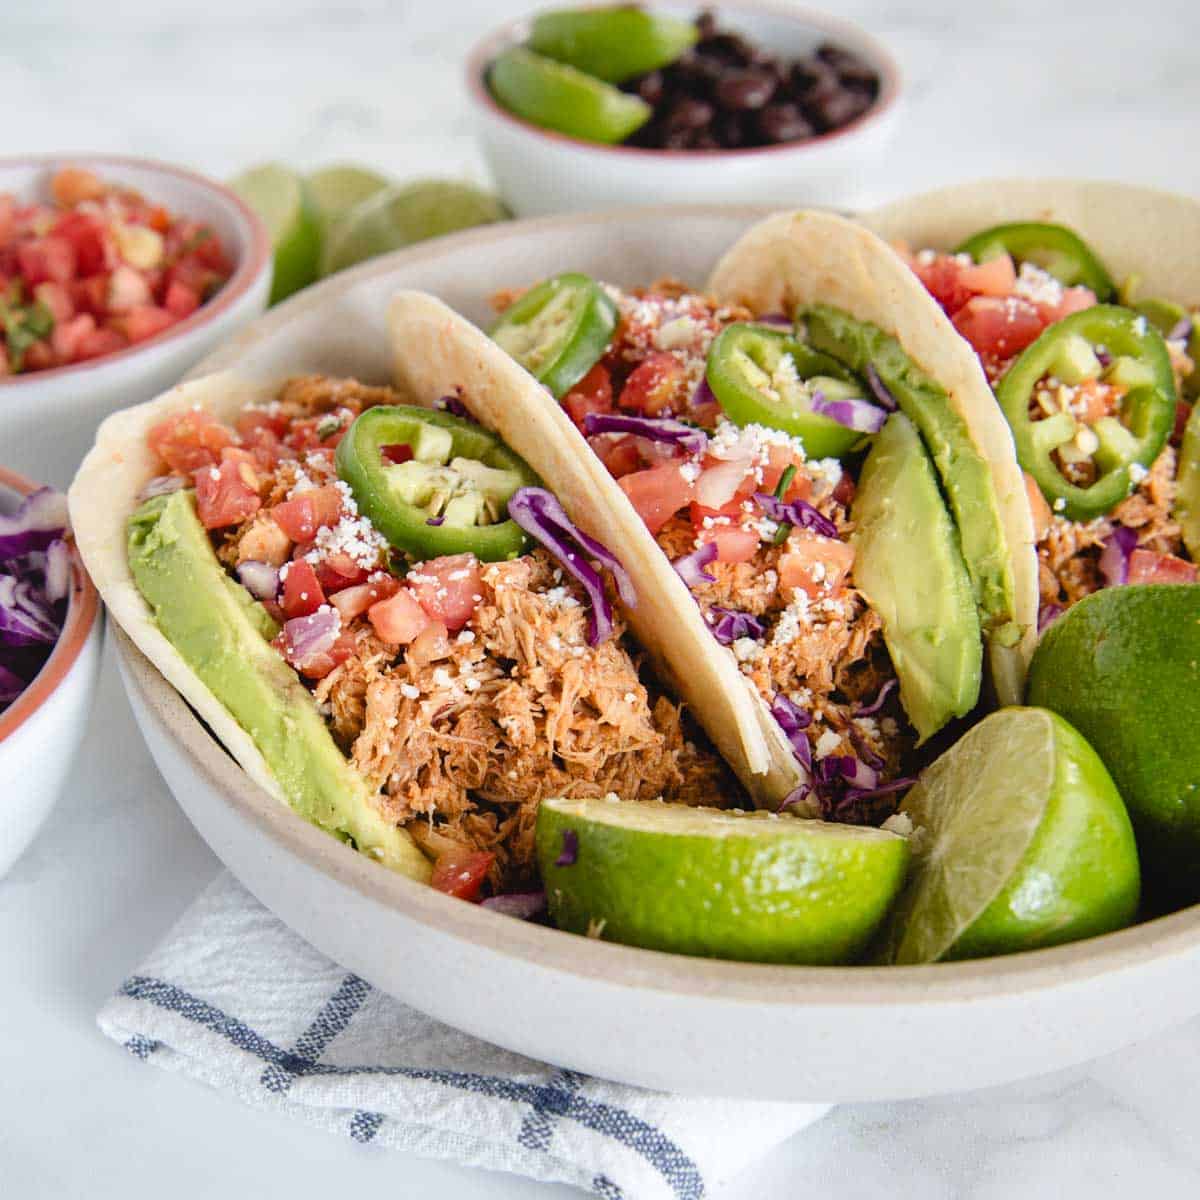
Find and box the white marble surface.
[4,1,1200,1195]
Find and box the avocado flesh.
[127,489,431,882]
[800,305,1018,645]
[851,412,982,744]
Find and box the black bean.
[636,70,665,105]
[756,103,815,143]
[713,111,747,148]
[794,58,843,105]
[715,68,776,111]
[666,96,715,130]
[695,9,718,41]
[816,42,879,87]
[806,87,871,131]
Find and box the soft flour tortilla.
[861,178,1200,304]
[69,372,424,877]
[707,209,1040,709]
[387,291,805,808]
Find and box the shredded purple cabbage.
[1099,525,1137,588]
[1038,603,1064,633]
[770,693,813,771]
[1,489,70,714]
[809,390,887,433]
[865,364,898,412]
[752,492,839,539]
[854,677,897,716]
[426,515,446,526]
[672,542,717,589]
[584,412,708,456]
[480,891,546,919]
[508,488,635,645]
[434,394,472,420]
[1169,315,1194,343]
[755,312,793,328]
[708,606,765,645]
[689,376,718,415]
[555,829,579,867]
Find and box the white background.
[4,0,1200,1195]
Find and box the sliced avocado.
[127,490,431,882]
[800,304,1016,642]
[851,412,982,744]
[411,422,454,464]
[1050,333,1102,385]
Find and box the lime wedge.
[488,47,652,144]
[319,180,509,277]
[536,796,909,964]
[883,707,1140,964]
[229,163,321,304]
[307,164,391,233]
[530,7,698,83]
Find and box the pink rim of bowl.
[0,464,100,744]
[0,153,272,389]
[465,0,903,161]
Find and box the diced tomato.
[292,629,357,681]
[33,281,74,323]
[281,559,326,619]
[831,473,856,509]
[147,409,235,472]
[367,586,432,644]
[236,408,289,440]
[76,326,128,361]
[51,211,111,275]
[312,551,370,594]
[1127,549,1197,586]
[952,296,1046,360]
[329,576,401,623]
[51,313,96,363]
[381,443,413,464]
[590,434,643,478]
[270,485,343,542]
[193,457,262,530]
[118,303,175,343]
[619,352,687,415]
[958,254,1017,297]
[757,445,812,500]
[562,363,613,430]
[106,264,151,312]
[700,523,760,563]
[618,462,695,534]
[284,415,347,453]
[70,275,109,316]
[912,254,975,316]
[1037,285,1096,325]
[16,236,76,285]
[407,554,483,633]
[1023,472,1053,542]
[50,167,106,208]
[23,340,55,371]
[779,533,856,598]
[164,280,200,319]
[431,848,494,901]
[0,195,15,245]
[172,219,229,272]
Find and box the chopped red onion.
[672,542,717,588]
[865,364,898,412]
[816,754,879,792]
[0,487,69,558]
[779,783,813,811]
[136,474,187,503]
[584,412,708,456]
[752,492,839,539]
[825,776,916,825]
[692,457,749,509]
[43,539,72,605]
[480,891,546,919]
[1099,525,1138,588]
[854,677,897,716]
[690,376,717,410]
[770,693,813,771]
[555,829,578,866]
[1169,316,1193,343]
[281,608,340,664]
[708,606,765,645]
[755,312,793,328]
[1038,603,1064,633]
[434,394,472,420]
[426,515,446,526]
[236,560,280,601]
[1095,345,1112,367]
[810,390,888,433]
[509,488,634,645]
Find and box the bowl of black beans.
[468,3,901,215]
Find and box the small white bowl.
[467,1,902,217]
[0,466,102,878]
[0,155,273,488]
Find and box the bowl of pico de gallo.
[0,156,272,487]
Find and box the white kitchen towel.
[97,871,828,1199]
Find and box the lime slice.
[536,797,909,964]
[488,47,652,144]
[1028,585,1200,905]
[307,165,391,233]
[229,163,321,304]
[883,707,1140,964]
[530,7,698,83]
[320,180,509,277]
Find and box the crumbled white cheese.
[1129,462,1149,484]
[731,636,761,663]
[881,811,914,837]
[400,683,420,700]
[815,729,843,758]
[1013,261,1064,308]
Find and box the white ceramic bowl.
[0,466,102,877]
[0,155,272,488]
[109,207,1200,1102]
[466,1,902,217]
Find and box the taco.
[863,180,1200,622]
[69,368,747,895]
[475,211,1039,823]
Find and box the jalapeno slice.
[704,323,869,459]
[335,405,540,562]
[490,271,618,399]
[956,222,1116,301]
[997,305,1176,521]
